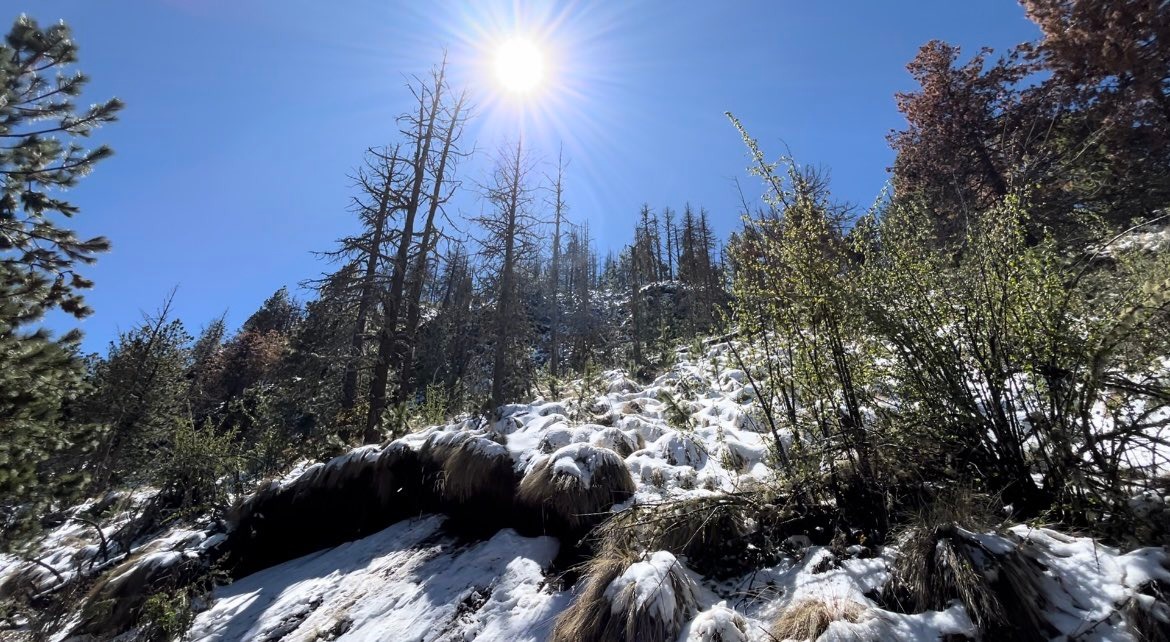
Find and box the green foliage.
[727,113,884,532]
[138,590,195,642]
[416,383,450,427]
[729,112,1170,540]
[856,195,1170,524]
[86,309,192,487]
[242,287,302,336]
[381,401,411,441]
[155,420,240,514]
[729,106,1170,541]
[0,15,120,548]
[658,389,693,432]
[571,358,604,422]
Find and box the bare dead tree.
[474,137,540,412]
[394,89,470,404]
[319,145,407,411]
[546,146,569,393]
[365,56,454,442]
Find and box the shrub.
[138,590,195,641]
[155,420,240,515]
[857,195,1170,530]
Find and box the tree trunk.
[395,92,466,404]
[341,157,397,410]
[548,148,566,391]
[491,140,524,412]
[365,61,447,443]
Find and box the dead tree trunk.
[365,59,449,443]
[341,147,401,410]
[547,147,567,392]
[395,91,468,404]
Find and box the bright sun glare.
[494,37,544,94]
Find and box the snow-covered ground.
[184,345,1170,641]
[187,516,566,642]
[4,341,1168,641]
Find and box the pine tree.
[415,242,476,404]
[88,297,192,488]
[187,313,227,420]
[0,16,122,545]
[243,287,302,335]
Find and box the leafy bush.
[138,590,195,642]
[155,420,240,514]
[728,113,1170,543]
[856,195,1170,530]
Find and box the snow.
[541,442,621,488]
[604,551,697,624]
[187,516,563,642]
[0,489,158,595]
[679,604,750,641]
[8,336,1169,642]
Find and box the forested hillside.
[2,3,1169,641]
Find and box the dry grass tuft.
[591,426,643,457]
[550,545,639,642]
[882,497,1054,641]
[225,442,426,577]
[769,598,866,641]
[440,436,519,508]
[1126,581,1170,642]
[552,547,698,642]
[600,495,753,579]
[373,440,423,506]
[516,444,635,537]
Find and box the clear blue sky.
[33,1,1039,352]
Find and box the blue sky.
[33,1,1040,352]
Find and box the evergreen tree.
[281,266,361,439]
[187,313,227,421]
[242,287,302,336]
[0,16,122,545]
[88,298,192,488]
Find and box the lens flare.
[494,37,544,94]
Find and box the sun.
[494,37,545,94]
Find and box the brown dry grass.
[598,495,752,577]
[516,445,635,534]
[440,437,519,507]
[769,598,866,641]
[882,499,1054,641]
[551,546,698,642]
[1125,586,1170,642]
[72,551,201,638]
